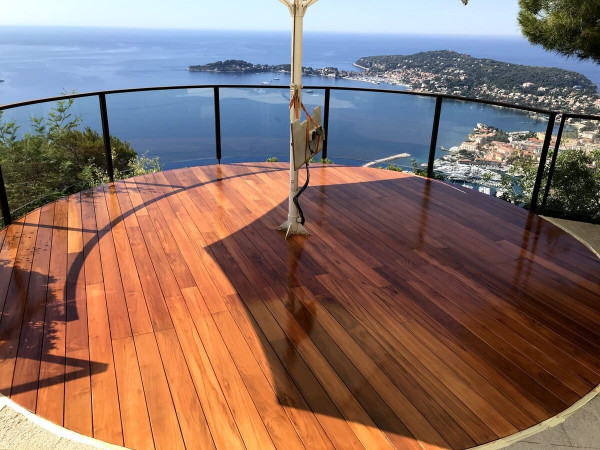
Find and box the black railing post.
[99,94,114,182]
[540,114,566,213]
[214,87,222,163]
[427,96,443,178]
[530,112,557,213]
[322,88,331,160]
[0,164,11,226]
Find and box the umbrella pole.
[277,0,315,239]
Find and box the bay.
[0,27,591,168]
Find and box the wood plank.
[222,292,364,450]
[155,327,215,450]
[161,291,245,450]
[177,288,277,450]
[0,210,40,396]
[36,199,68,426]
[124,225,173,331]
[64,193,92,436]
[112,336,154,450]
[220,292,335,450]
[91,188,133,339]
[86,283,123,445]
[291,285,450,450]
[10,204,54,411]
[98,185,153,336]
[134,332,185,450]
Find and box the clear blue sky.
[0,0,521,36]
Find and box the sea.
[1,26,598,169]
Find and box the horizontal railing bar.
[562,112,600,121]
[3,83,597,119]
[305,86,558,115]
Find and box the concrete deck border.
[0,394,125,449]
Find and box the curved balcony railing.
[0,84,598,226]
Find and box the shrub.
[0,99,161,219]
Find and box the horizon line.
[0,23,523,38]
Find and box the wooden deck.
[1,162,599,449]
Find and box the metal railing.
[0,84,598,225]
[540,112,600,215]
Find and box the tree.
[501,149,600,223]
[0,100,161,220]
[462,0,600,64]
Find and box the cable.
[293,162,310,225]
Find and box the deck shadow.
[195,167,600,449]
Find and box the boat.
[273,77,280,80]
[261,81,270,85]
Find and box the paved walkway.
[508,396,600,449]
[0,398,102,449]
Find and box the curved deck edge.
[475,216,600,450]
[473,384,600,449]
[0,393,125,450]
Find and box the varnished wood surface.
[1,162,599,449]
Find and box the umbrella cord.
[293,162,310,226]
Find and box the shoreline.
[363,153,411,167]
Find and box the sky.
[0,0,522,36]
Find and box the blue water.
[0,27,594,169]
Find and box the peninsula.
[188,51,600,114]
[188,59,340,78]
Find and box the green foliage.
[308,157,333,164]
[500,151,539,206]
[385,164,403,172]
[0,100,161,218]
[494,129,510,143]
[501,149,600,222]
[411,159,446,181]
[518,0,600,64]
[464,0,600,64]
[544,149,600,222]
[356,51,597,96]
[266,157,279,162]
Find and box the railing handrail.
[0,83,598,226]
[2,83,598,119]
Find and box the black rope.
[293,162,310,225]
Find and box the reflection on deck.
[0,163,599,449]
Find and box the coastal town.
[431,120,600,198]
[189,51,600,115]
[189,52,599,200]
[353,51,600,115]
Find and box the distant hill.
[356,50,597,96]
[188,51,599,113]
[188,59,339,77]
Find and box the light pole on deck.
[277,0,320,239]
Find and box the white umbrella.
[277,0,322,239]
